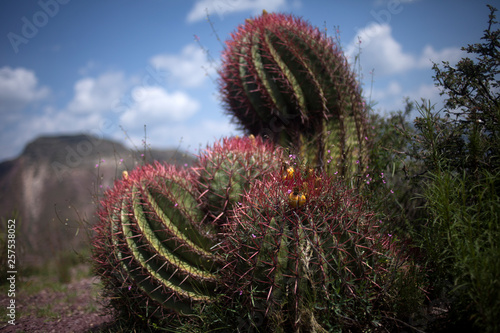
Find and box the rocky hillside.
[0,134,194,268]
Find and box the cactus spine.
[219,11,369,177]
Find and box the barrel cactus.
[92,136,284,324]
[92,139,422,331]
[92,162,223,323]
[218,11,369,177]
[91,9,424,329]
[213,166,418,332]
[193,135,284,227]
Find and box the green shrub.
[405,6,500,331]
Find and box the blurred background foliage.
[363,5,499,331]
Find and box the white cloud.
[347,23,414,76]
[120,86,200,128]
[120,118,241,155]
[371,80,403,102]
[418,44,464,68]
[347,23,463,77]
[344,23,465,116]
[150,44,216,88]
[186,0,289,23]
[66,71,129,115]
[0,105,107,162]
[0,62,232,162]
[22,108,103,134]
[411,83,444,107]
[179,119,241,151]
[370,80,445,115]
[0,70,131,161]
[0,66,50,113]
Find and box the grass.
[419,166,500,332]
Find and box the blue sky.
[0,0,494,161]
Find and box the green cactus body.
[193,135,283,226]
[217,167,407,331]
[93,162,222,319]
[219,12,369,176]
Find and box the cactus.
[92,136,285,324]
[91,10,424,329]
[92,144,421,331]
[215,166,414,332]
[92,162,223,321]
[218,11,369,177]
[193,135,284,226]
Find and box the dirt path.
[0,276,113,333]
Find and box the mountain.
[0,134,195,269]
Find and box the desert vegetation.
[2,5,498,333]
[91,6,499,332]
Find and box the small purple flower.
[251,234,256,238]
[356,160,359,164]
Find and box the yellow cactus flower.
[289,187,306,208]
[281,163,294,180]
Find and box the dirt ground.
[0,275,114,333]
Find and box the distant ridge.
[0,134,195,268]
